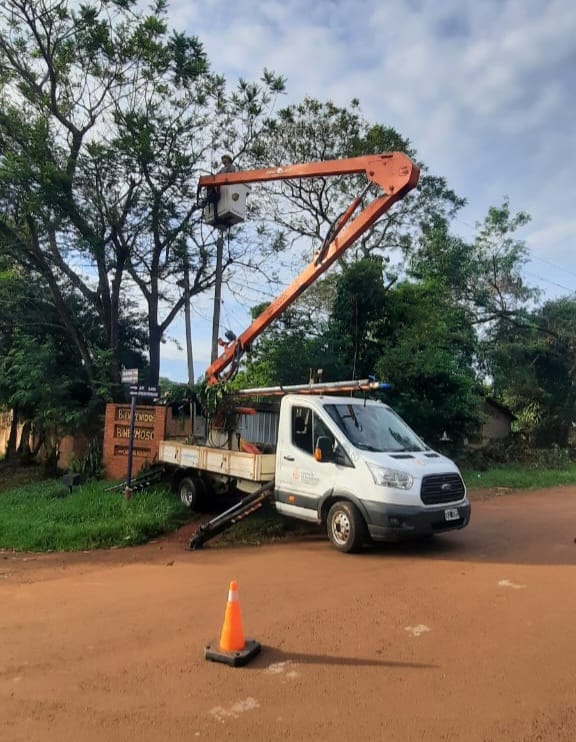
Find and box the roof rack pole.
[234,379,391,397]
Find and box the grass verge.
[462,463,576,490]
[0,478,190,552]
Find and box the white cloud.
[526,218,576,258]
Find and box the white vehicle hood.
[355,449,461,476]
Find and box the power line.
[524,272,575,293]
[529,255,576,280]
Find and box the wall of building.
[481,401,513,443]
[0,412,90,469]
[0,410,16,455]
[2,404,192,478]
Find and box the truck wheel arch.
[325,499,369,553]
[318,489,370,525]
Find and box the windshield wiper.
[354,442,380,451]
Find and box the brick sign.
[103,403,167,480]
[114,407,158,441]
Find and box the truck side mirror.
[314,436,333,462]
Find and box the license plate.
[444,508,460,521]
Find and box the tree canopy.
[0,0,284,395]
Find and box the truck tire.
[178,476,202,510]
[326,500,367,553]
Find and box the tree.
[372,281,481,447]
[244,97,465,281]
[227,98,470,392]
[233,302,339,388]
[403,201,546,447]
[236,257,482,449]
[0,258,89,466]
[0,252,146,465]
[328,256,390,379]
[487,297,576,447]
[409,202,537,329]
[0,0,284,395]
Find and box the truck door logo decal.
[291,469,320,485]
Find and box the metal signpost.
[121,368,160,499]
[125,385,160,498]
[121,368,139,385]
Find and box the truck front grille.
[420,473,465,505]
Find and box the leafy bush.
[69,437,103,479]
[457,441,575,471]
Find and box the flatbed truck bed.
[158,440,276,483]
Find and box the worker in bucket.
[218,154,236,173]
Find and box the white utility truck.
[158,152,470,552]
[159,380,470,552]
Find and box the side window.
[291,406,336,456]
[292,406,313,454]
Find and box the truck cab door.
[275,402,349,522]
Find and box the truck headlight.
[366,463,414,490]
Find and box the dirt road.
[2,487,576,741]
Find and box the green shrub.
[69,437,103,479]
[457,442,575,471]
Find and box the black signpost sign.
[129,385,160,398]
[124,384,160,498]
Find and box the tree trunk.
[148,321,162,388]
[41,431,60,476]
[5,407,19,461]
[16,420,33,461]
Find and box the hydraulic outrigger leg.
[187,481,275,550]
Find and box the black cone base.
[204,639,261,667]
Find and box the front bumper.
[363,499,471,541]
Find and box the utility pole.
[182,260,194,384]
[211,232,224,362]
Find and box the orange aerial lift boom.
[198,152,420,385]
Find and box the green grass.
[462,462,576,490]
[0,478,191,552]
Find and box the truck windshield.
[324,403,429,453]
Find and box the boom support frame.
[198,152,420,385]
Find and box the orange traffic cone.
[219,580,246,651]
[205,581,261,667]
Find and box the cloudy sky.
[160,0,576,382]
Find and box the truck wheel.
[178,477,201,510]
[327,500,367,553]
